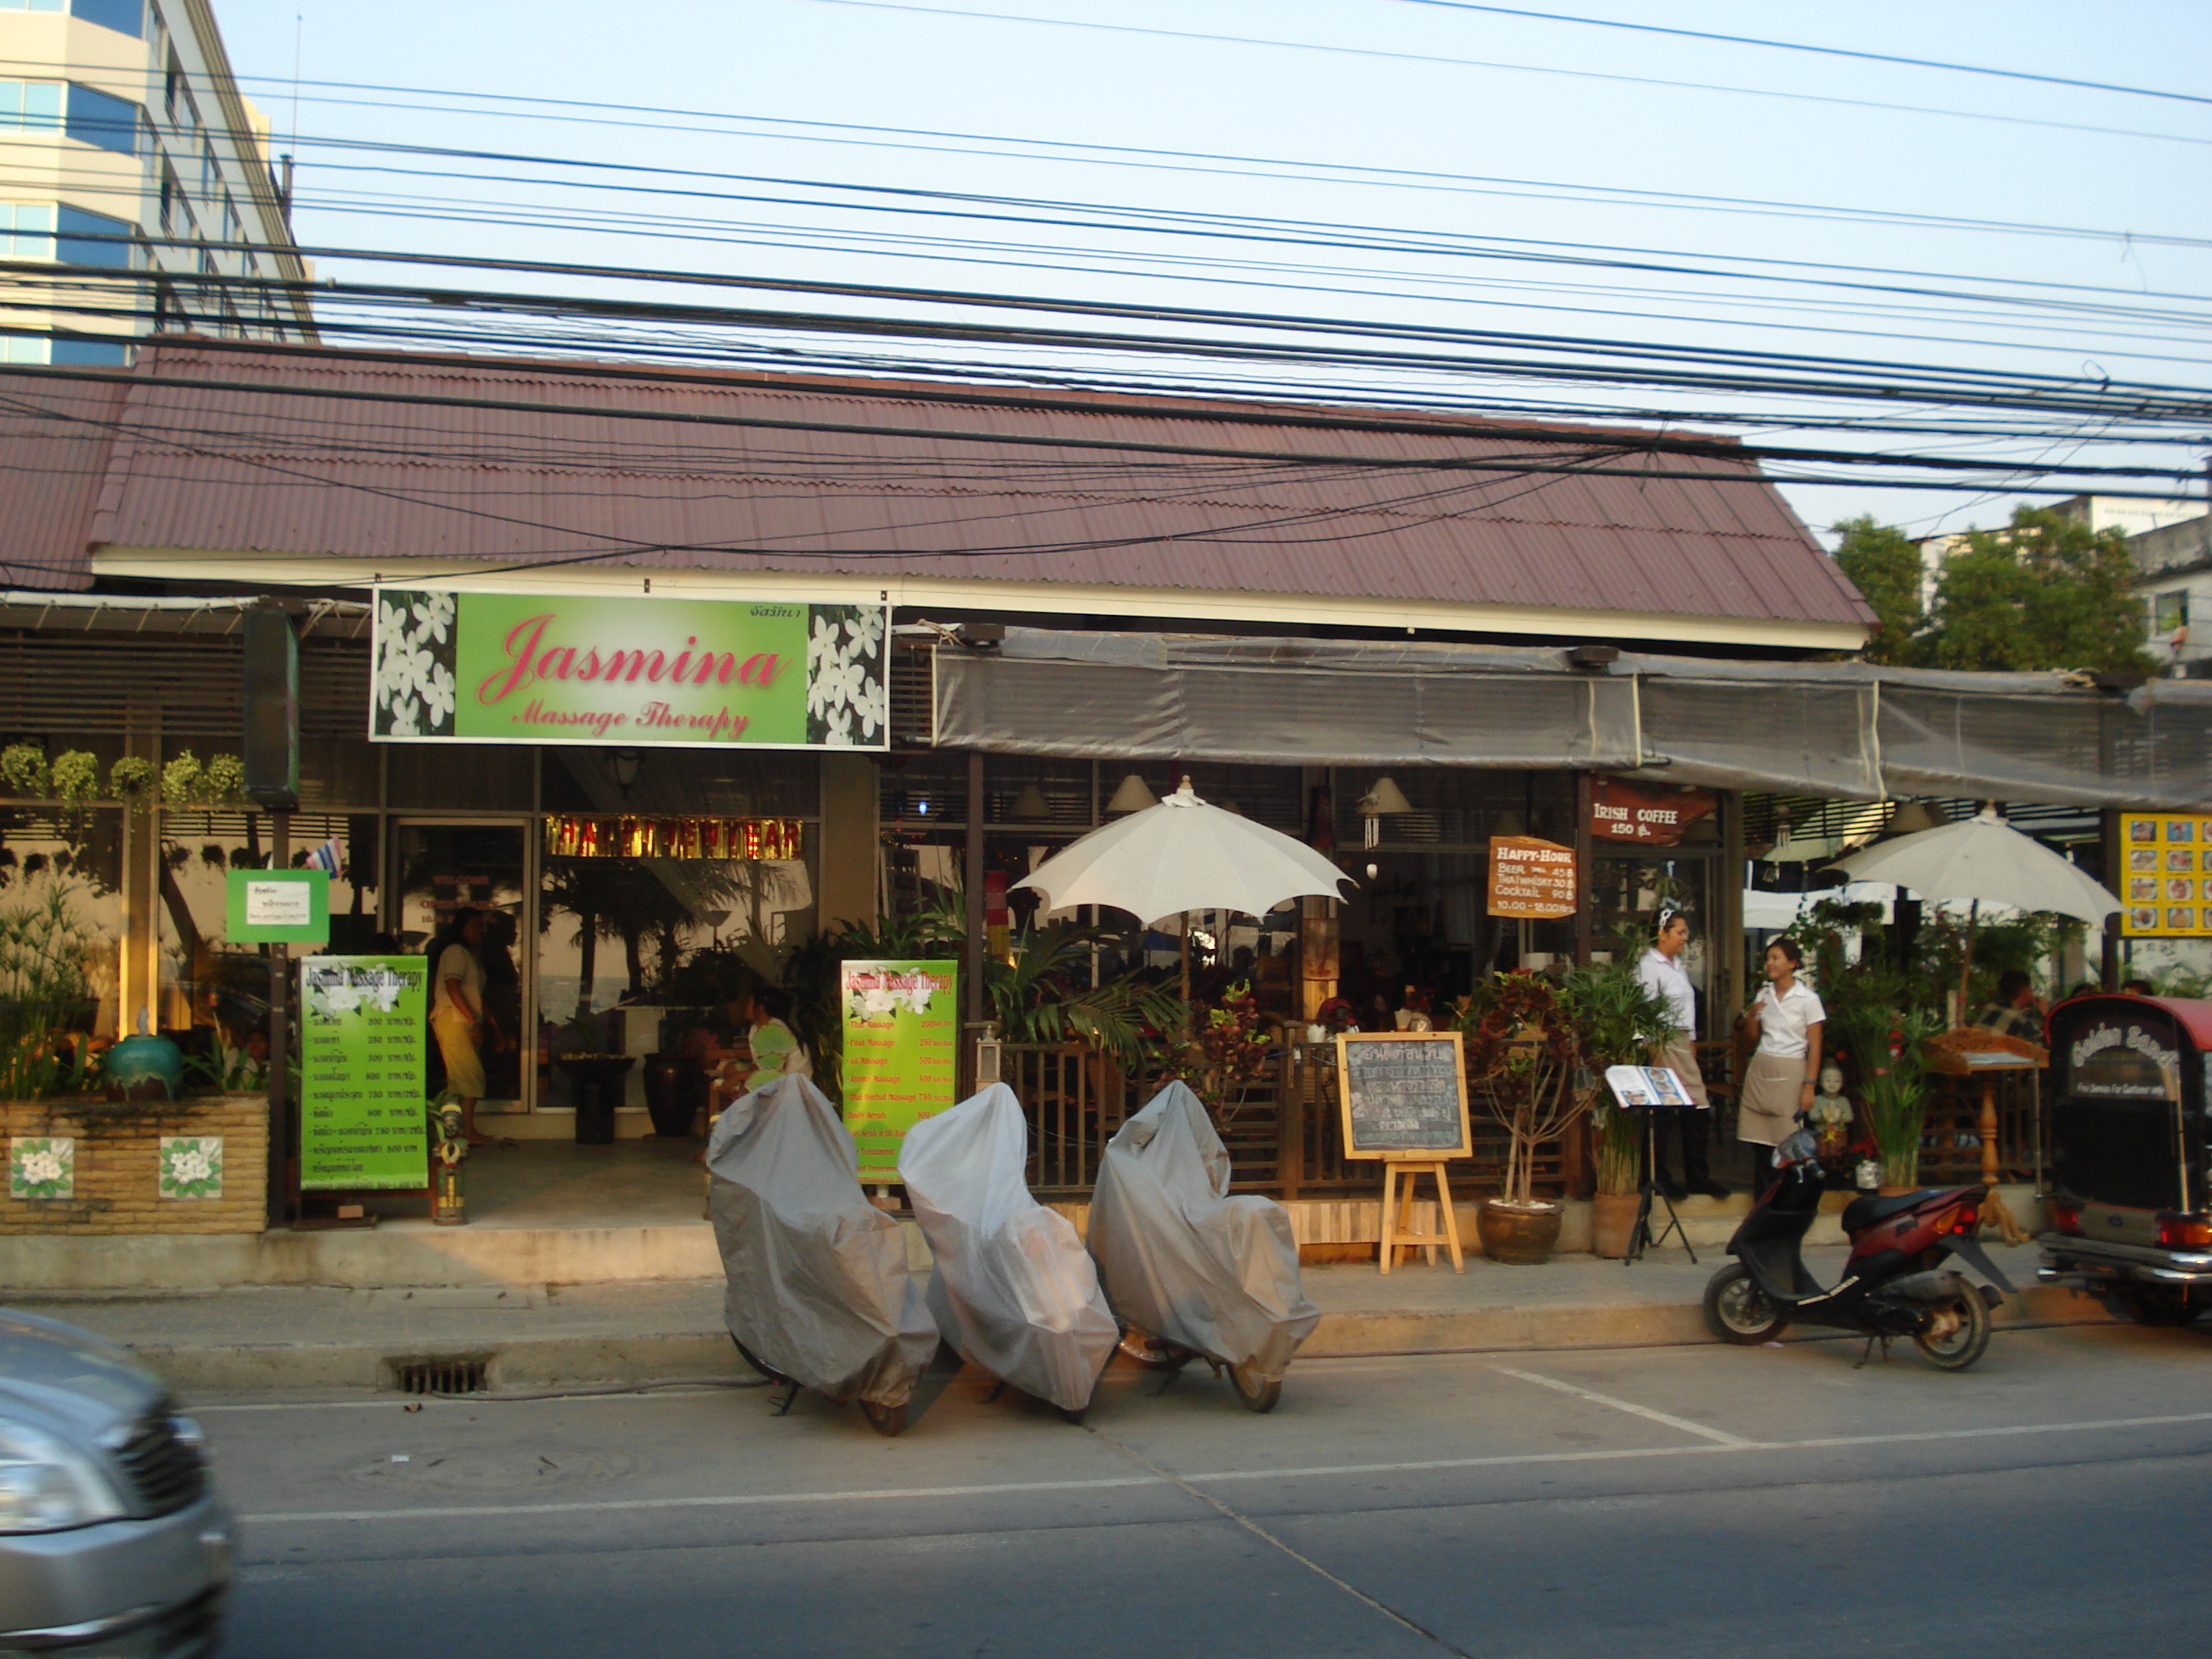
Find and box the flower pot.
[1591,1191,1640,1259]
[640,1053,703,1138]
[1478,1197,1563,1265]
[555,1053,634,1144]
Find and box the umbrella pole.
[1180,910,1191,1004]
[1957,899,1979,1022]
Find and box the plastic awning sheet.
[899,1083,1118,1413]
[706,1074,938,1409]
[1088,1082,1320,1384]
[932,629,2212,809]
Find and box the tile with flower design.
[158,1136,224,1200]
[9,1136,75,1200]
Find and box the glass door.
[390,819,534,1115]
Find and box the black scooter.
[1702,1130,2017,1371]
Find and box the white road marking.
[235,1409,2212,1526]
[1488,1363,1756,1446]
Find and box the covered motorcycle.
[1088,1080,1321,1412]
[899,1082,1118,1419]
[706,1074,939,1434]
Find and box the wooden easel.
[1380,1158,1464,1274]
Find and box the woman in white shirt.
[1635,911,1726,1200]
[1738,937,1824,1185]
[429,910,494,1146]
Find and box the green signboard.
[299,956,430,1191]
[370,589,889,750]
[840,958,960,1179]
[225,868,330,945]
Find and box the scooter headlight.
[0,1419,129,1533]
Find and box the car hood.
[0,1306,163,1438]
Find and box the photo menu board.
[300,956,430,1191]
[2119,813,2212,938]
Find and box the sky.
[202,0,2212,545]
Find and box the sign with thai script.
[1487,835,1578,919]
[840,959,959,1178]
[226,868,329,943]
[1336,1032,1470,1158]
[299,956,429,1190]
[2118,813,2212,938]
[1590,779,1719,845]
[370,590,889,750]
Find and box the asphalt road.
[201,1320,2212,1658]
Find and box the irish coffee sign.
[371,590,890,750]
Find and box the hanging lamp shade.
[1105,773,1158,814]
[1357,776,1414,817]
[1886,800,1944,837]
[1009,783,1051,821]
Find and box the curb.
[123,1285,2116,1398]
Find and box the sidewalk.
[14,1240,2107,1398]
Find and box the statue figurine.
[1807,1061,1853,1159]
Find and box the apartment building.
[0,0,313,364]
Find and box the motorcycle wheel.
[1118,1328,1193,1369]
[1228,1362,1282,1414]
[1912,1288,1992,1371]
[1701,1264,1790,1345]
[859,1399,909,1437]
[731,1334,793,1387]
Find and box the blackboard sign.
[1336,1032,1472,1159]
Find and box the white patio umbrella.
[1825,807,2119,925]
[1012,778,1352,996]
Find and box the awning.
[932,629,2212,809]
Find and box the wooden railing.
[989,1038,1560,1200]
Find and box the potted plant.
[1557,960,1673,1258]
[1457,972,1591,1264]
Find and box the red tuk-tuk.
[2038,994,2212,1326]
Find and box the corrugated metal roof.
[0,372,127,592]
[48,341,1868,632]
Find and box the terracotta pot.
[1591,1191,1640,1259]
[1478,1197,1563,1265]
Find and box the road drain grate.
[390,1358,490,1396]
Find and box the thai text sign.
[1487,835,1578,919]
[2118,813,2212,938]
[1336,1032,1470,1158]
[371,590,889,750]
[300,956,429,1191]
[1590,779,1719,845]
[225,868,329,944]
[840,959,959,1178]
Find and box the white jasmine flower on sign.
[170,1146,212,1183]
[21,1148,63,1184]
[899,984,935,1015]
[365,978,403,1013]
[409,592,455,645]
[860,986,901,1021]
[844,608,885,657]
[387,696,422,738]
[419,662,457,728]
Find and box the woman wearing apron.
[1737,938,1825,1190]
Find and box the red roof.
[6,340,1871,640]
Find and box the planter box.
[1,1094,269,1236]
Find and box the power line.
[1390,1,2212,108]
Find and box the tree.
[1833,516,1927,665]
[1923,508,2154,674]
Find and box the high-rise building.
[0,0,313,364]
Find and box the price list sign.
[840,958,959,1178]
[1336,1032,1472,1159]
[300,956,431,1191]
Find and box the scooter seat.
[1840,1188,1948,1233]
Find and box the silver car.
[0,1305,232,1658]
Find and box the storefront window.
[153,808,372,1065]
[0,807,122,1053]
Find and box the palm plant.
[982,921,1185,1074]
[1556,960,1675,1197]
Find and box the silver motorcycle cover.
[899,1082,1118,1413]
[706,1074,938,1409]
[1088,1080,1321,1382]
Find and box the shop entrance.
[390,819,535,1116]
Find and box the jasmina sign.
[371,590,891,750]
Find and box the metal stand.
[1626,1110,1696,1264]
